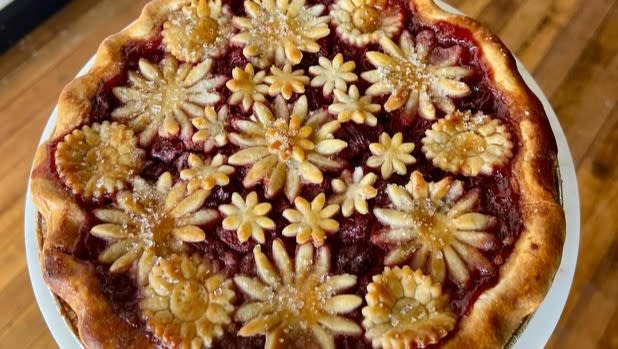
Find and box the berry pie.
[30,0,565,348]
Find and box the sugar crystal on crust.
[331,0,403,46]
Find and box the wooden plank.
[498,0,553,53]
[0,303,51,349]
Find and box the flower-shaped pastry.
[228,96,347,200]
[265,64,310,100]
[55,121,144,198]
[162,0,232,63]
[282,193,340,246]
[362,266,457,349]
[191,105,230,152]
[235,239,363,348]
[330,167,378,217]
[219,191,275,243]
[231,0,330,68]
[331,0,403,46]
[329,84,381,126]
[140,253,235,348]
[367,132,416,179]
[226,63,268,112]
[362,30,471,118]
[422,110,514,176]
[90,173,218,281]
[309,54,358,96]
[180,153,234,193]
[373,171,498,285]
[112,57,226,146]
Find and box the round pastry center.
[390,298,428,326]
[194,17,219,44]
[170,280,209,321]
[450,131,486,158]
[86,143,119,173]
[265,117,313,161]
[352,6,381,32]
[410,200,453,250]
[138,211,176,247]
[158,83,187,116]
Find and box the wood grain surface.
[0,0,615,348]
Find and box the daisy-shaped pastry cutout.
[235,239,363,349]
[162,0,232,63]
[55,121,144,199]
[228,96,347,201]
[362,266,457,349]
[330,167,378,217]
[329,84,381,126]
[112,57,226,146]
[309,54,358,96]
[219,191,275,243]
[140,253,235,348]
[90,173,218,282]
[331,0,403,46]
[180,153,234,193]
[265,64,310,100]
[226,63,268,112]
[282,193,340,246]
[191,105,230,152]
[373,171,498,286]
[367,132,416,179]
[422,110,514,176]
[362,30,471,118]
[231,0,330,68]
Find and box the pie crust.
[30,0,565,348]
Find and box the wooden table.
[0,0,615,347]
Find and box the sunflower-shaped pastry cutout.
[219,191,275,243]
[367,132,416,179]
[422,110,514,176]
[309,53,358,96]
[191,105,230,152]
[112,57,226,146]
[330,167,378,217]
[55,121,144,199]
[362,266,457,349]
[329,84,381,126]
[362,30,471,118]
[226,63,268,112]
[331,0,403,46]
[282,193,340,246]
[140,253,235,349]
[90,173,218,282]
[231,0,330,68]
[373,171,498,286]
[162,0,232,63]
[228,96,347,201]
[180,153,234,193]
[235,239,363,348]
[265,64,310,100]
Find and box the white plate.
[25,2,580,348]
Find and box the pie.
[30,0,566,348]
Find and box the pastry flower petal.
[309,53,358,96]
[226,63,269,112]
[328,84,381,126]
[90,173,218,282]
[331,0,403,46]
[228,96,347,201]
[140,253,235,348]
[191,105,231,152]
[367,132,416,179]
[111,57,226,146]
[180,153,235,193]
[282,193,340,246]
[219,191,275,243]
[422,110,514,176]
[231,0,330,68]
[362,266,457,349]
[55,121,144,198]
[265,63,310,100]
[162,0,233,62]
[362,30,471,118]
[234,239,362,348]
[330,167,378,217]
[373,171,499,286]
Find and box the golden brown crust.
[30,0,565,348]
